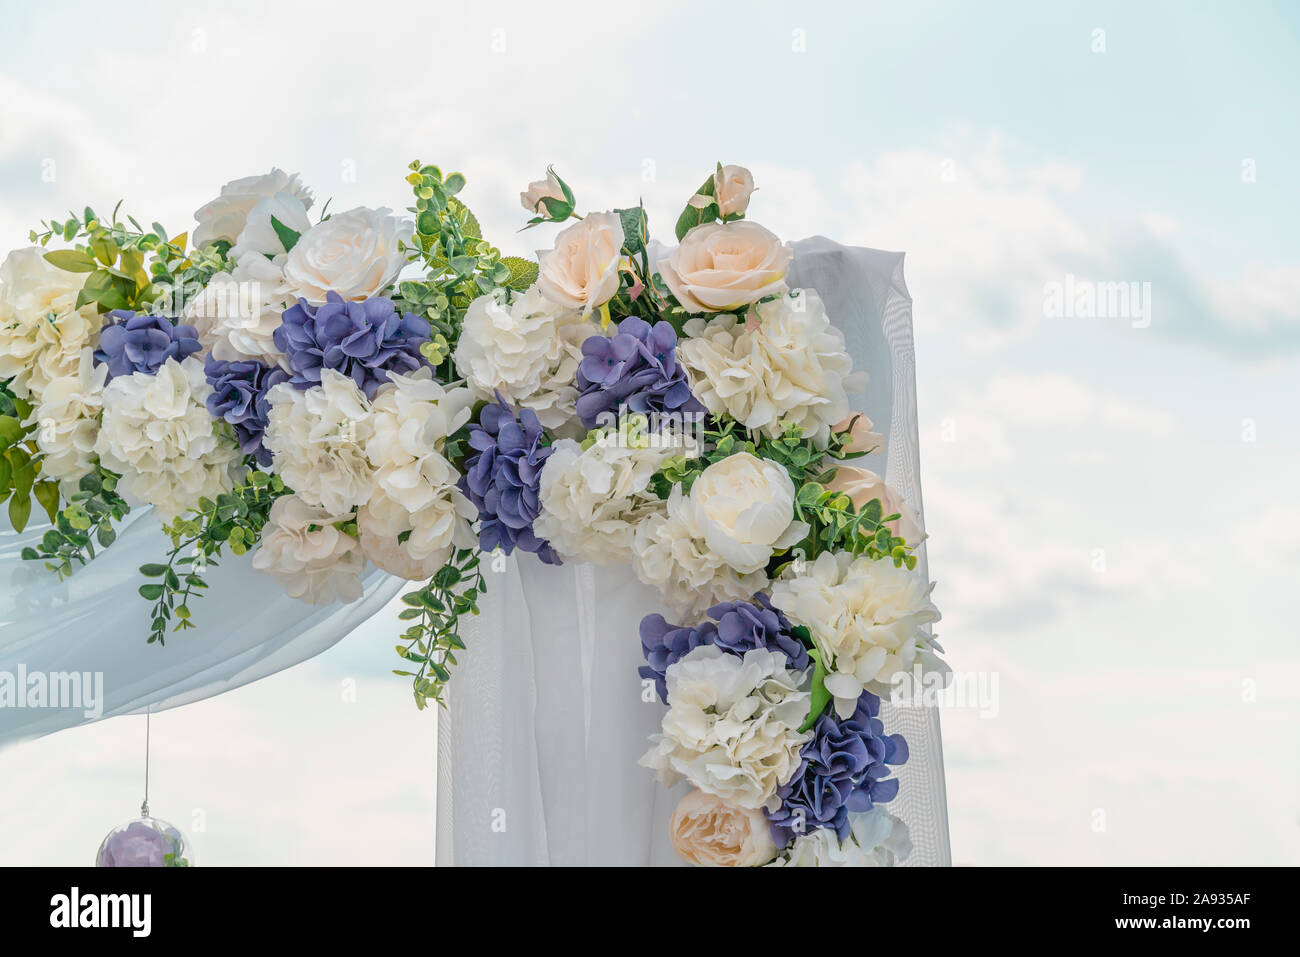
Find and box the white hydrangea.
[770,550,945,719]
[0,247,101,400]
[639,645,811,810]
[632,484,772,620]
[251,494,364,605]
[453,286,597,431]
[29,348,107,491]
[263,369,375,515]
[184,269,289,369]
[357,369,478,579]
[677,288,867,446]
[767,808,912,867]
[534,424,687,565]
[94,356,242,521]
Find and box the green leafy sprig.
[394,548,486,710]
[19,467,129,575]
[139,470,290,644]
[0,380,60,532]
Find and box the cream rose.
[536,211,625,317]
[688,452,807,573]
[713,164,755,217]
[193,169,314,248]
[826,466,925,544]
[282,206,411,303]
[660,220,791,314]
[834,412,884,455]
[520,169,566,215]
[670,790,777,867]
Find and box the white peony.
[251,494,364,605]
[0,247,100,400]
[358,368,477,578]
[534,425,686,565]
[453,286,598,430]
[536,211,625,317]
[28,348,107,491]
[767,808,912,867]
[770,550,945,719]
[263,369,375,515]
[184,271,288,369]
[678,289,867,446]
[94,356,242,521]
[686,452,807,571]
[193,169,314,249]
[640,645,811,810]
[281,206,410,303]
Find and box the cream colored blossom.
[193,169,314,249]
[282,207,411,303]
[0,247,100,400]
[678,289,866,446]
[29,348,107,491]
[670,789,777,867]
[660,220,791,314]
[94,357,242,521]
[712,164,755,218]
[263,369,375,515]
[770,551,944,719]
[767,808,912,867]
[251,494,364,604]
[640,645,811,810]
[536,212,625,317]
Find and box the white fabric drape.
[0,505,404,744]
[436,238,952,866]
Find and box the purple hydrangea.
[93,310,201,382]
[574,316,704,429]
[204,355,289,467]
[638,594,810,702]
[459,394,561,565]
[766,690,909,848]
[272,291,429,399]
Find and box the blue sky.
[0,0,1297,865]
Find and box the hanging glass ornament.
[94,711,194,867]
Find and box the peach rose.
[834,412,884,454]
[536,211,625,317]
[660,220,791,314]
[670,790,777,867]
[826,466,925,544]
[521,169,566,215]
[714,164,755,217]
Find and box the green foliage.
[394,548,486,710]
[799,648,832,733]
[0,380,57,533]
[29,203,229,317]
[501,256,539,291]
[398,161,509,379]
[788,483,916,569]
[140,470,291,645]
[20,467,130,577]
[650,417,833,498]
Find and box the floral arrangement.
[0,160,945,867]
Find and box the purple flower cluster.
[204,356,289,467]
[574,317,703,429]
[766,690,909,848]
[273,291,429,399]
[459,395,560,565]
[93,311,201,382]
[639,595,811,702]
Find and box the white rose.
[193,169,314,249]
[453,286,597,429]
[282,207,411,303]
[251,494,364,605]
[520,169,566,215]
[94,356,243,521]
[670,790,777,867]
[767,808,912,867]
[0,247,99,399]
[536,211,625,317]
[713,164,755,217]
[687,452,807,573]
[263,369,375,515]
[770,551,944,718]
[228,190,314,262]
[640,645,811,810]
[660,220,791,314]
[678,288,867,446]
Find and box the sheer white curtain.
[435,238,952,866]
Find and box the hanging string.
[141,709,151,819]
